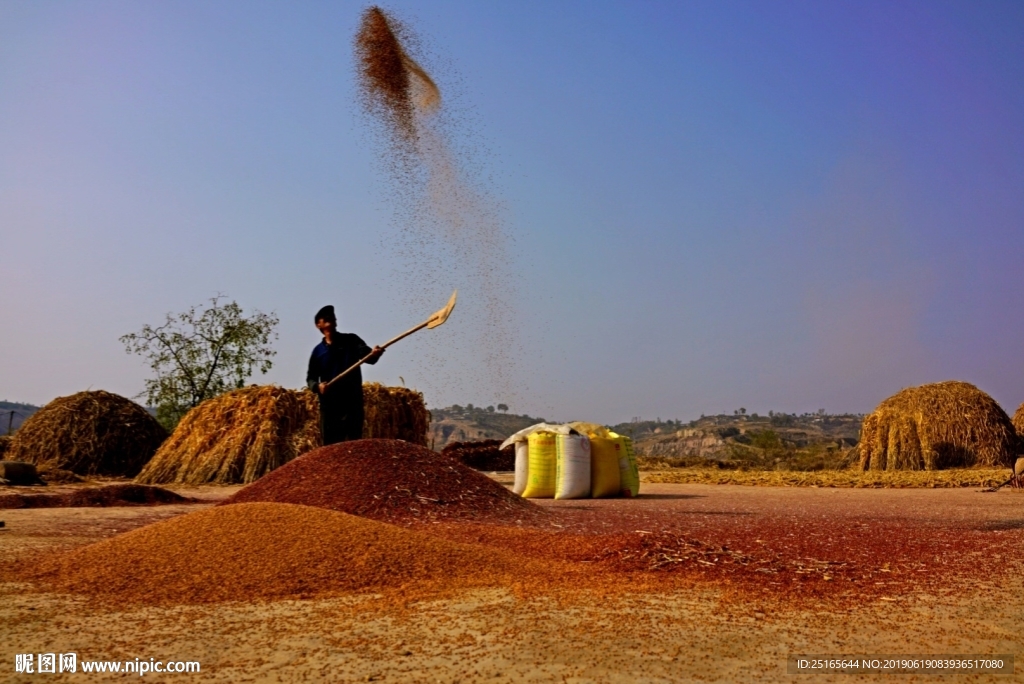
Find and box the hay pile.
[5,391,167,477]
[0,435,11,459]
[1013,402,1024,448]
[138,384,430,485]
[859,381,1016,471]
[137,386,318,486]
[363,382,430,445]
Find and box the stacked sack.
[500,422,640,499]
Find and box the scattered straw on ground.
[5,391,167,477]
[643,467,1013,488]
[859,381,1016,470]
[25,503,549,605]
[35,464,84,484]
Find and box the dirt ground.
[1,479,1021,683]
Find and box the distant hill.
[0,401,40,434]
[428,405,551,450]
[625,411,865,471]
[609,411,863,442]
[427,406,865,464]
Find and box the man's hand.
[369,345,385,361]
[318,382,328,395]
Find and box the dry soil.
[1,479,1021,683]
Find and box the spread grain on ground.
[0,484,192,509]
[27,503,544,604]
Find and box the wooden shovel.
[323,290,457,391]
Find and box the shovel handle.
[322,320,430,391]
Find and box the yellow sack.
[590,437,622,498]
[610,432,640,497]
[521,431,557,498]
[568,421,613,439]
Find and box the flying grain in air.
[354,6,523,406]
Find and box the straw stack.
[859,381,1016,471]
[137,386,317,486]
[5,391,167,477]
[362,382,430,446]
[1012,402,1024,447]
[138,383,430,485]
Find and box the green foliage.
[121,297,278,430]
[750,429,782,451]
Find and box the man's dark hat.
[315,305,336,322]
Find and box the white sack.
[512,441,530,495]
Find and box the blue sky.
[2,1,1023,423]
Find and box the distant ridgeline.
[427,406,865,459]
[0,401,40,433]
[607,411,865,441]
[428,405,549,450]
[620,412,866,471]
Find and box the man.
[306,305,384,445]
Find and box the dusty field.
[1,480,1021,683]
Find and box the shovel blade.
[426,290,457,329]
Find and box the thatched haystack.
[137,386,318,486]
[1012,403,1024,449]
[138,383,430,485]
[5,391,167,477]
[859,381,1016,471]
[0,435,11,459]
[363,382,430,446]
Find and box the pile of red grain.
[220,439,544,525]
[441,440,514,471]
[27,503,550,604]
[0,484,192,509]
